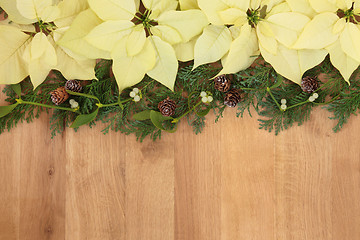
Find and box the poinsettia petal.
[193,25,232,69]
[142,0,178,12]
[26,34,57,88]
[0,0,35,24]
[173,36,198,61]
[88,0,136,21]
[39,5,61,22]
[53,44,96,81]
[85,20,134,52]
[340,23,360,63]
[218,24,258,75]
[308,0,337,12]
[222,0,249,10]
[151,25,182,45]
[257,25,278,55]
[197,0,228,25]
[157,9,208,43]
[327,39,359,84]
[16,0,52,20]
[54,0,89,27]
[179,0,199,10]
[260,43,327,84]
[267,12,310,48]
[292,12,339,49]
[218,8,247,26]
[0,25,31,84]
[147,36,178,91]
[57,9,111,59]
[112,38,156,92]
[126,25,147,56]
[286,0,317,18]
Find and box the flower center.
[35,20,56,35]
[132,3,158,36]
[337,2,360,24]
[247,5,267,28]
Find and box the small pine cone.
[224,89,242,108]
[214,75,231,92]
[64,80,82,92]
[301,76,319,93]
[158,97,176,117]
[50,87,69,105]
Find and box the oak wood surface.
[0,87,360,240]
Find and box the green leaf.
[11,83,22,97]
[70,108,99,128]
[0,103,19,118]
[133,110,151,121]
[195,106,211,117]
[150,110,177,133]
[270,74,284,89]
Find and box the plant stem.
[266,87,283,111]
[286,100,310,110]
[172,100,202,123]
[313,94,341,105]
[99,98,132,108]
[16,99,77,112]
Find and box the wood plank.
[65,125,126,239]
[125,134,174,240]
[275,109,333,240]
[174,114,221,240]
[0,122,21,240]
[330,117,360,240]
[18,114,66,240]
[220,109,275,240]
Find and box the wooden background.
[0,87,360,240]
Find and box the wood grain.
[1,86,360,240]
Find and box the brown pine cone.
[64,80,82,92]
[224,89,242,108]
[158,97,176,117]
[214,75,231,92]
[301,76,319,93]
[50,86,69,105]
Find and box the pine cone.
[158,97,176,117]
[301,76,319,93]
[214,75,231,92]
[65,80,82,92]
[50,87,69,105]
[224,89,242,108]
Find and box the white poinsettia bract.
[59,0,208,92]
[293,0,360,83]
[0,0,96,88]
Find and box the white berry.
[312,93,319,99]
[200,91,207,97]
[281,104,287,110]
[207,96,213,103]
[309,96,315,102]
[132,88,139,94]
[202,97,208,103]
[129,91,136,98]
[71,102,79,109]
[69,99,75,105]
[281,99,287,104]
[134,95,141,102]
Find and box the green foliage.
[258,84,313,135]
[2,56,360,141]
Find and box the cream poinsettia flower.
[196,0,328,84]
[292,0,360,83]
[0,0,96,88]
[59,0,208,92]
